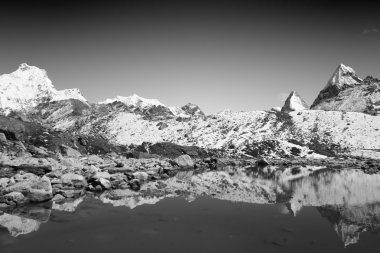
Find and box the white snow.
[284,91,308,111]
[99,94,164,108]
[99,94,193,117]
[51,88,87,104]
[0,63,87,114]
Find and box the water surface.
[1,166,380,252]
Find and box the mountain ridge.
[0,63,380,159]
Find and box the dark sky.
[1,0,379,113]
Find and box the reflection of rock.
[53,197,84,212]
[0,202,51,237]
[4,174,53,202]
[99,168,280,208]
[0,213,41,237]
[334,222,364,247]
[5,202,52,223]
[99,189,167,209]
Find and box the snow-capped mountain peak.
[311,63,380,114]
[99,94,164,109]
[324,63,361,90]
[0,63,55,114]
[0,63,87,114]
[281,91,309,112]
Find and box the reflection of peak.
[334,221,364,247]
[318,203,380,247]
[285,201,303,216]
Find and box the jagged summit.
[281,91,309,113]
[0,63,87,115]
[324,63,362,90]
[311,64,380,114]
[311,64,361,108]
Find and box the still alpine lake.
[1,166,380,252]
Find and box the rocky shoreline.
[1,141,380,211]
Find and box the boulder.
[60,144,81,158]
[98,178,111,190]
[0,132,7,145]
[60,157,83,169]
[51,194,66,202]
[60,173,87,188]
[87,155,104,165]
[28,146,50,156]
[115,161,124,168]
[0,192,25,205]
[4,176,53,202]
[61,189,85,198]
[173,155,194,169]
[132,172,149,181]
[0,178,10,188]
[92,171,111,181]
[129,179,141,191]
[0,157,52,176]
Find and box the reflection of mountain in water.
[1,166,380,247]
[284,169,380,247]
